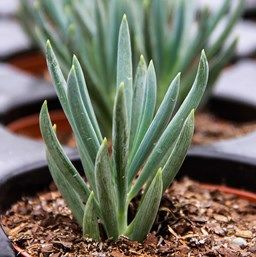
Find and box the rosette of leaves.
[40,17,208,241]
[20,0,241,134]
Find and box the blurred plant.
[19,0,241,133]
[40,17,209,241]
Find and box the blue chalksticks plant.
[21,0,240,135]
[40,16,209,241]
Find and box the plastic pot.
[0,130,255,256]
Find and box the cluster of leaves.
[40,17,209,241]
[20,0,242,135]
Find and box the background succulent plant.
[40,17,209,241]
[19,0,242,135]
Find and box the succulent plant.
[40,17,209,241]
[20,0,241,134]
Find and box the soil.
[193,111,256,145]
[1,178,256,257]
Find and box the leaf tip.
[156,167,163,177]
[119,81,125,89]
[102,137,108,145]
[189,108,195,119]
[52,124,57,132]
[41,100,48,114]
[201,49,207,61]
[138,55,146,69]
[148,60,155,72]
[72,55,78,65]
[46,40,52,50]
[199,49,209,75]
[176,72,181,81]
[70,64,76,73]
[122,13,127,21]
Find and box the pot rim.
[201,183,256,202]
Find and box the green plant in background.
[40,17,209,241]
[19,0,242,134]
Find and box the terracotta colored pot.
[7,50,47,77]
[7,110,75,147]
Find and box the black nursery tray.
[0,64,58,124]
[0,0,19,18]
[0,19,31,61]
[209,59,256,121]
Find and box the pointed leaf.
[126,169,163,242]
[117,15,133,124]
[34,5,70,65]
[162,110,194,191]
[46,42,95,179]
[207,0,243,58]
[208,38,237,87]
[128,73,180,183]
[130,61,157,158]
[72,56,103,142]
[39,101,90,204]
[47,151,84,226]
[42,0,68,32]
[128,51,208,200]
[207,0,231,33]
[67,66,100,164]
[112,83,129,223]
[149,0,165,72]
[168,0,186,72]
[45,41,70,116]
[95,0,109,85]
[129,55,147,149]
[83,192,100,240]
[95,139,119,239]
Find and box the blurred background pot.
[6,49,47,77]
[7,110,74,147]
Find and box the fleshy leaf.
[126,169,163,241]
[128,73,180,183]
[112,83,129,230]
[95,139,119,239]
[117,15,133,124]
[129,55,147,149]
[72,56,103,142]
[83,192,100,240]
[162,110,194,191]
[129,51,208,200]
[67,65,100,163]
[129,61,157,159]
[47,151,84,226]
[39,101,90,203]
